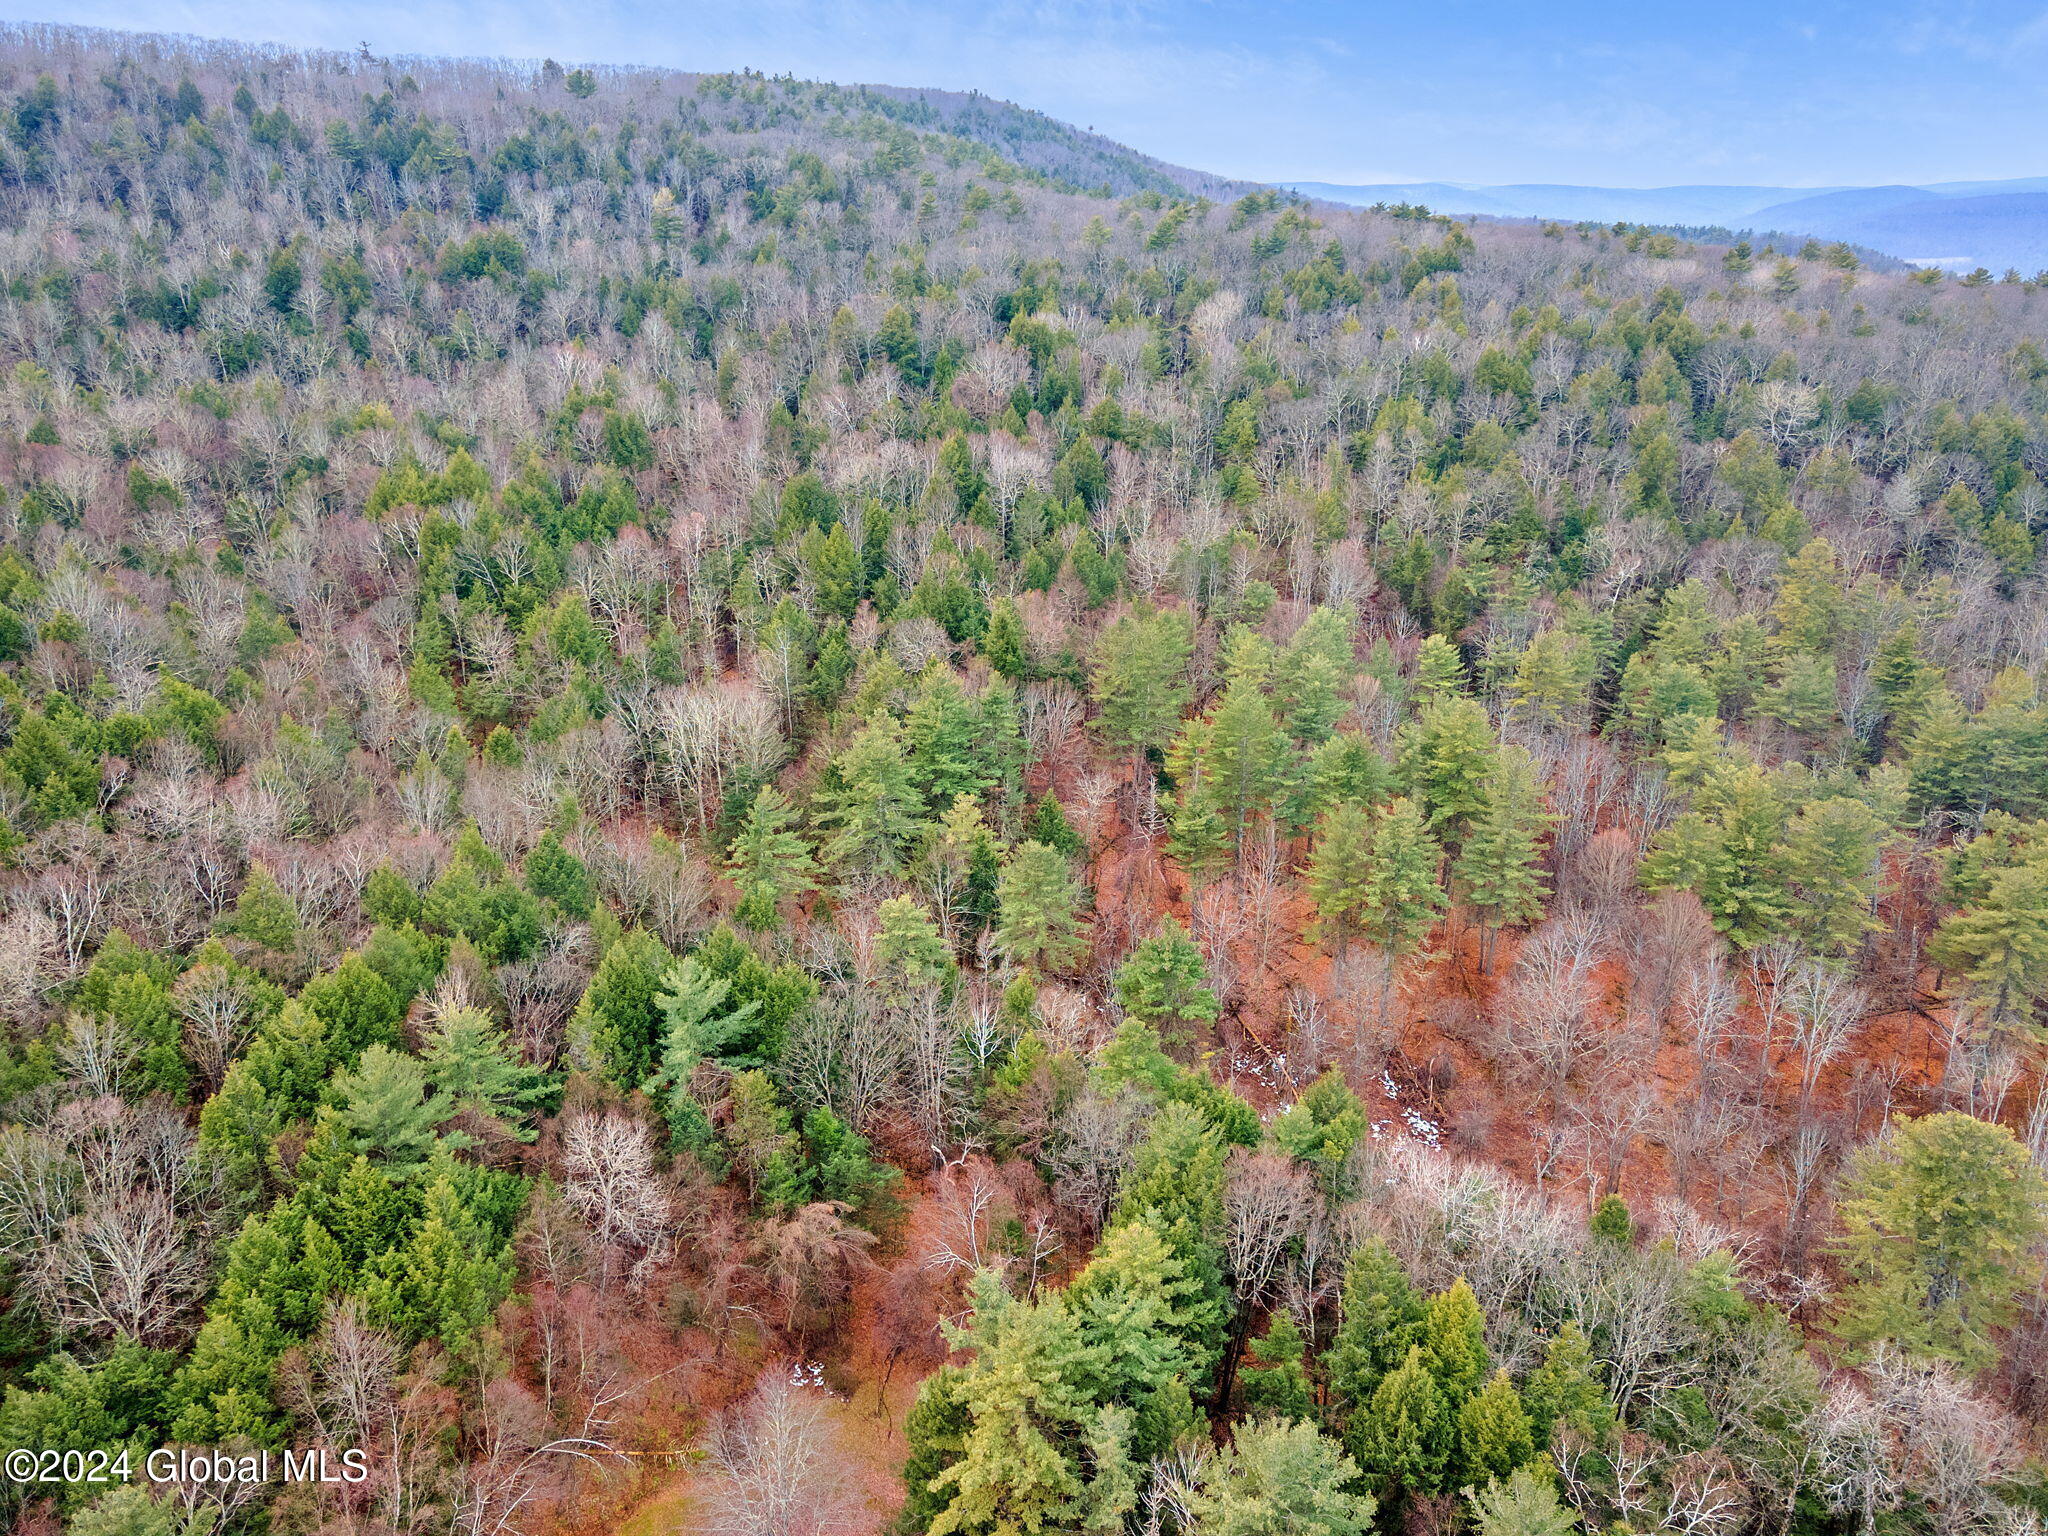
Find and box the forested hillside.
[0,21,2046,1536]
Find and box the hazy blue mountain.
[1279,180,1832,226]
[1745,186,1942,228]
[1283,181,1525,216]
[1818,193,2048,269]
[1280,175,2048,269]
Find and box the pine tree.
[1187,1418,1378,1536]
[1278,608,1354,745]
[1520,1323,1615,1453]
[1068,1218,1202,1445]
[1113,1103,1231,1384]
[656,952,762,1071]
[726,784,819,930]
[1833,1111,2048,1371]
[1397,697,1497,845]
[876,895,953,1004]
[996,841,1086,972]
[1203,629,1290,843]
[1330,1239,1424,1413]
[1470,1465,1582,1536]
[1509,627,1595,723]
[1418,1278,1490,1409]
[905,674,994,812]
[1361,796,1446,960]
[1078,1405,1139,1536]
[1927,854,2048,1047]
[1456,1369,1535,1487]
[816,712,927,878]
[1113,920,1220,1050]
[1306,801,1376,948]
[1782,795,1887,956]
[1089,607,1194,782]
[1454,746,1552,970]
[927,1278,1096,1536]
[422,1006,549,1141]
[329,1045,450,1177]
[897,1365,973,1536]
[1349,1344,1451,1500]
[1414,634,1467,699]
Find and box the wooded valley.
[0,22,2044,1536]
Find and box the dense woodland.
[0,20,2046,1536]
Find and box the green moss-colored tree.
[1186,1417,1378,1536]
[1833,1112,2048,1372]
[725,784,819,931]
[995,841,1086,973]
[1329,1238,1425,1413]
[1113,919,1220,1051]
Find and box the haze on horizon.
[34,0,2048,192]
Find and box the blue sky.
[43,0,2048,188]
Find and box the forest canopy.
[0,19,2043,1536]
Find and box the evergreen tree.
[1238,1311,1315,1422]
[1470,1465,1581,1536]
[1782,795,1887,956]
[905,674,995,811]
[568,928,675,1085]
[1349,1344,1452,1500]
[1454,745,1552,969]
[1068,1218,1202,1450]
[1927,854,2048,1051]
[896,1366,972,1536]
[995,841,1086,972]
[421,1006,549,1141]
[1307,801,1377,948]
[1520,1323,1615,1453]
[1833,1111,2048,1372]
[927,1278,1097,1536]
[1361,796,1446,960]
[214,864,300,952]
[360,1173,511,1347]
[1089,607,1194,781]
[1113,920,1220,1050]
[1414,634,1467,699]
[522,829,594,918]
[875,895,954,1004]
[1455,1369,1535,1487]
[725,784,819,930]
[1186,1418,1378,1536]
[298,954,405,1062]
[328,1045,450,1177]
[1397,697,1497,845]
[1113,1102,1231,1384]
[816,712,928,878]
[1588,1193,1634,1244]
[1418,1278,1490,1409]
[1330,1239,1424,1413]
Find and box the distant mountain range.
[1280,176,2048,271]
